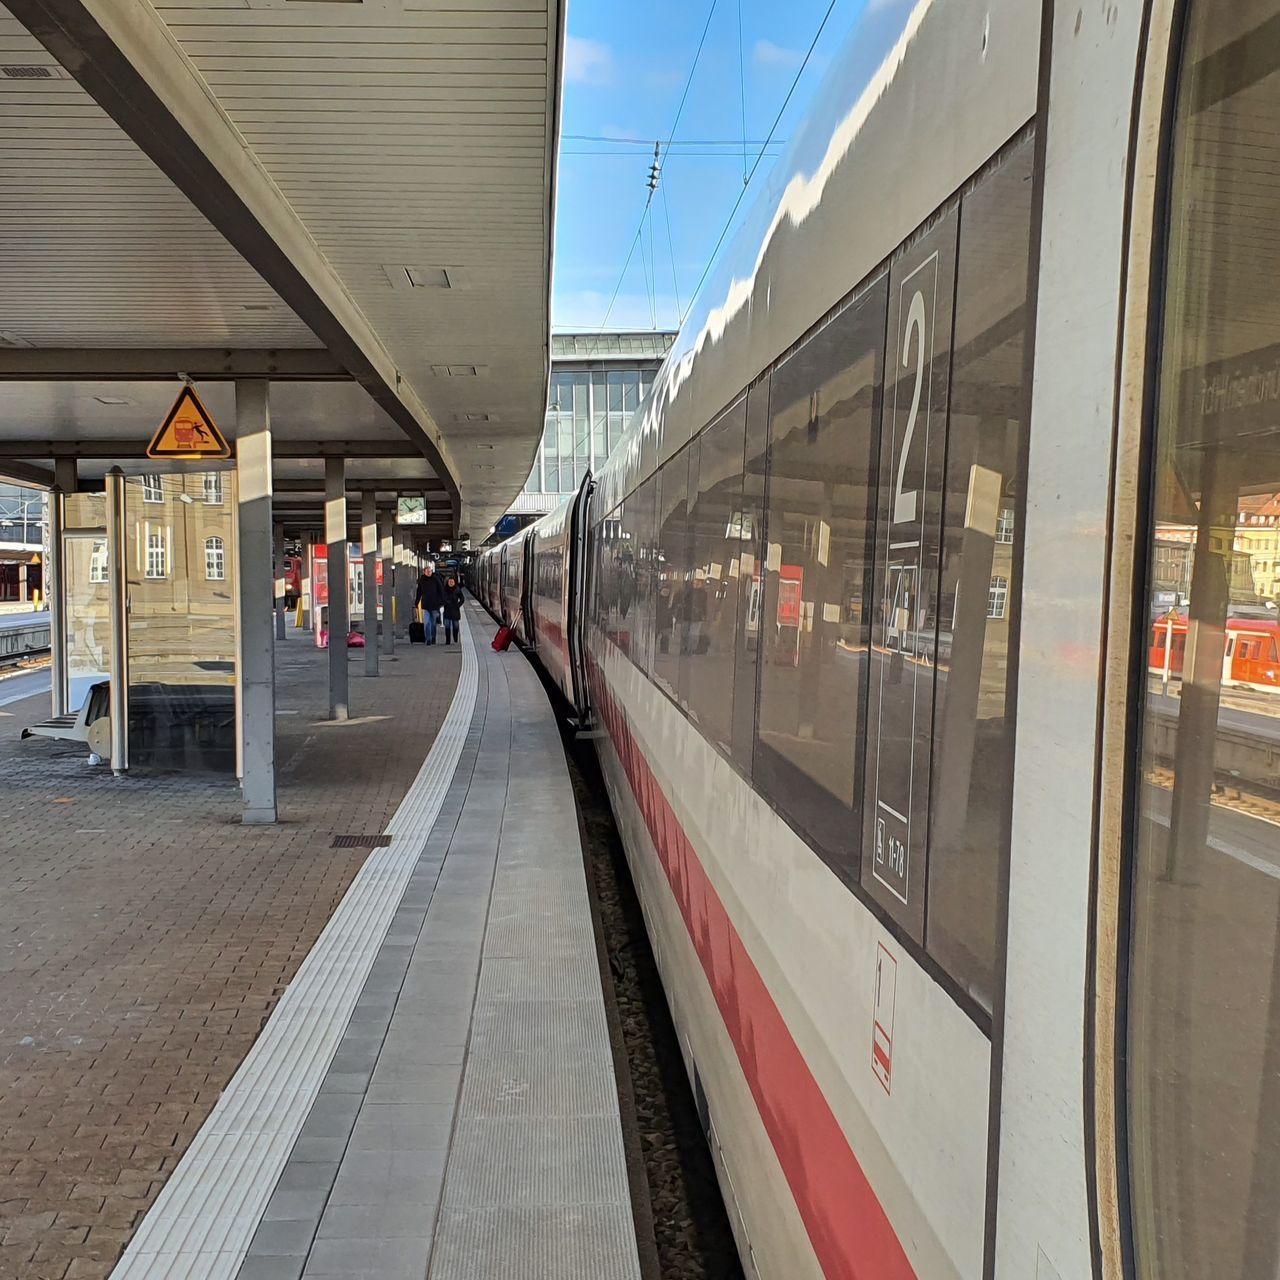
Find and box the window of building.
[205,535,225,581]
[1127,5,1280,1278]
[142,474,164,504]
[89,540,108,584]
[146,528,168,579]
[986,575,1008,619]
[203,473,223,505]
[995,507,1015,543]
[754,276,887,877]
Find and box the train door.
[566,475,593,719]
[1059,3,1280,1280]
[521,530,536,646]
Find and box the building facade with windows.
[0,483,45,603]
[506,331,676,521]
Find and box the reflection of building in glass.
[1153,494,1280,613]
[0,483,45,603]
[125,471,238,771]
[506,331,674,522]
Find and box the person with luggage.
[441,575,464,645]
[413,561,445,644]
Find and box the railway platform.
[0,607,642,1280]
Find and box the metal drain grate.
[331,834,391,849]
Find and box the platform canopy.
[0,0,563,539]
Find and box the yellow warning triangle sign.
[147,385,231,460]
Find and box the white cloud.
[753,38,804,70]
[564,35,615,86]
[600,124,644,141]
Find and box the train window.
[860,211,959,939]
[626,476,659,676]
[924,136,1034,1008]
[687,397,749,756]
[1127,4,1280,1278]
[653,447,694,705]
[754,276,887,877]
[731,378,771,774]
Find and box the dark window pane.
[926,138,1035,1009]
[1129,5,1280,1278]
[732,378,771,773]
[653,448,693,704]
[624,477,658,675]
[687,399,749,755]
[755,279,887,875]
[860,214,959,939]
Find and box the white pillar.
[105,467,129,776]
[361,491,378,677]
[273,523,287,641]
[47,485,68,717]
[235,380,277,823]
[394,523,414,639]
[379,510,395,656]
[325,456,349,720]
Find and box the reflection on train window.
[653,447,693,705]
[860,213,958,936]
[924,137,1034,1008]
[754,276,887,877]
[686,399,748,757]
[624,477,658,675]
[1128,3,1280,1277]
[732,380,771,774]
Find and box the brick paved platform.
[0,633,461,1280]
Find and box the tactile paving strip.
[110,616,480,1280]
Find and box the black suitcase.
[409,620,426,644]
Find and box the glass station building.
[508,331,676,520]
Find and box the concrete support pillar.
[302,529,319,631]
[394,524,414,640]
[273,523,287,641]
[379,511,394,657]
[48,485,68,716]
[235,379,277,823]
[325,456,349,720]
[361,491,378,678]
[105,468,129,776]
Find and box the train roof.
[592,0,1039,520]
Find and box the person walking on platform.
[414,561,446,645]
[441,575,464,646]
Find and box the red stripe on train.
[588,653,916,1280]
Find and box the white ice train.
[479,1,1280,1277]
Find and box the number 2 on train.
[894,287,927,525]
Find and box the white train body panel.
[473,0,1274,1274]
[591,640,990,1277]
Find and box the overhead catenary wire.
[680,0,841,326]
[563,134,784,146]
[661,181,683,323]
[737,0,749,186]
[596,0,721,330]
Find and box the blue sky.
[551,0,859,333]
